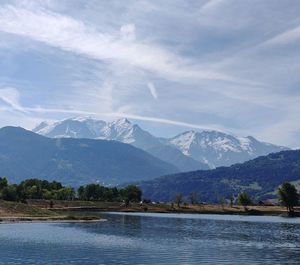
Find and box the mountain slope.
[167,130,288,168]
[34,117,288,170]
[140,150,300,203]
[33,117,106,139]
[0,127,178,186]
[34,117,208,171]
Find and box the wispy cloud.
[0,4,241,84]
[0,87,27,113]
[200,0,224,11]
[261,25,300,46]
[1,0,300,147]
[0,87,228,133]
[147,82,158,99]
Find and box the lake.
[1,212,300,264]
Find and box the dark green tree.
[122,185,142,202]
[230,195,234,207]
[1,185,18,201]
[56,187,75,200]
[0,177,8,190]
[278,182,299,214]
[78,186,86,200]
[238,192,252,210]
[189,192,198,205]
[175,193,184,208]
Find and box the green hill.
[0,127,178,186]
[140,150,300,203]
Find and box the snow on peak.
[170,130,244,154]
[32,117,288,169]
[33,121,50,132]
[110,118,132,129]
[169,131,197,155]
[98,118,139,144]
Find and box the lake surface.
[1,212,300,264]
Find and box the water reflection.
[1,213,300,264]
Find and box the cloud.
[120,23,136,41]
[0,4,244,84]
[24,107,227,132]
[0,86,227,132]
[261,25,300,46]
[109,112,229,132]
[147,82,158,99]
[1,0,300,147]
[0,87,27,113]
[200,0,224,11]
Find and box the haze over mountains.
[34,117,288,170]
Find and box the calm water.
[1,212,300,264]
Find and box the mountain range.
[0,121,296,201]
[0,126,177,186]
[34,117,288,170]
[140,149,300,203]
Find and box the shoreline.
[1,200,300,223]
[49,203,299,216]
[0,216,107,224]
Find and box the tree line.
[174,182,299,214]
[236,182,299,214]
[0,177,142,203]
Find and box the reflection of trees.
[120,214,142,231]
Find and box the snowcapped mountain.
[33,117,288,170]
[98,118,159,150]
[34,117,162,150]
[33,117,208,172]
[33,117,106,139]
[168,130,288,168]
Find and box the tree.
[219,196,226,210]
[0,177,8,190]
[189,192,198,205]
[1,185,17,201]
[278,182,299,214]
[78,186,86,200]
[230,195,234,208]
[56,187,75,200]
[83,184,103,200]
[238,192,252,210]
[123,185,142,203]
[175,193,183,208]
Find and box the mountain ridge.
[139,149,300,203]
[34,117,209,172]
[33,117,288,170]
[167,130,288,168]
[0,126,178,186]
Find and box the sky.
[0,0,300,147]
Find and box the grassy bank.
[0,200,104,223]
[1,200,299,221]
[27,200,300,217]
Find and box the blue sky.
[0,0,300,147]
